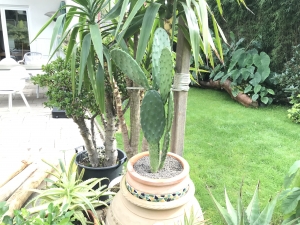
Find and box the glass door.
[0,7,30,61]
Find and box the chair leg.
[20,91,31,111]
[36,85,39,98]
[8,93,12,111]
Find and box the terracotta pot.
[106,152,204,224]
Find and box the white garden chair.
[0,66,31,111]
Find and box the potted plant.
[24,154,112,225]
[104,28,203,224]
[31,54,127,189]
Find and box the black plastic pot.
[75,147,127,190]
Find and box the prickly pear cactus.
[159,47,173,104]
[111,28,174,173]
[140,90,166,144]
[111,49,150,90]
[152,28,171,90]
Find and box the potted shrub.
[105,28,203,224]
[24,154,112,225]
[32,54,127,189]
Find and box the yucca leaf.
[90,24,104,67]
[103,45,112,82]
[116,0,146,44]
[95,64,105,112]
[245,182,260,223]
[49,14,65,55]
[181,2,200,71]
[115,0,129,37]
[65,26,79,65]
[30,11,60,43]
[79,33,91,94]
[71,43,79,99]
[136,2,161,64]
[102,0,122,22]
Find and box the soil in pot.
[133,155,183,179]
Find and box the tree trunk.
[112,78,133,158]
[199,79,258,107]
[72,117,99,167]
[171,16,191,156]
[103,93,118,167]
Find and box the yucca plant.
[25,154,113,225]
[208,181,278,225]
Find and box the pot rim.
[75,149,127,170]
[127,151,189,186]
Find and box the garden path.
[0,80,97,167]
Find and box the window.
[0,7,30,61]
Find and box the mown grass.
[185,88,300,224]
[115,87,300,224]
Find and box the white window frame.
[0,5,30,58]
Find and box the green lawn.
[185,88,300,224]
[115,87,300,224]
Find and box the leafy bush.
[31,57,100,119]
[287,103,300,124]
[272,44,300,103]
[208,33,275,105]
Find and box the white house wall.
[0,0,63,58]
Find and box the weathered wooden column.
[170,16,191,156]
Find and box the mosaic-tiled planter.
[106,152,204,225]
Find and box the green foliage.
[111,28,174,173]
[287,102,300,124]
[208,181,278,225]
[208,0,300,73]
[26,155,113,225]
[0,202,74,225]
[209,34,275,105]
[279,161,300,224]
[31,57,100,119]
[273,44,300,102]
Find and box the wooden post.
[170,17,191,156]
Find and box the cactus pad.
[140,90,166,144]
[111,49,150,90]
[158,47,173,103]
[152,28,171,90]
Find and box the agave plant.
[208,181,279,225]
[111,28,174,173]
[26,155,113,225]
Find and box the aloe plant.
[111,28,174,173]
[208,181,278,225]
[25,154,113,225]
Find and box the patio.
[0,80,89,166]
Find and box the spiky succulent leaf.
[152,28,171,90]
[224,188,237,221]
[140,90,166,144]
[252,194,278,225]
[207,187,236,225]
[246,182,260,223]
[159,47,173,104]
[111,49,150,90]
[166,92,174,132]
